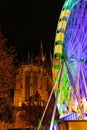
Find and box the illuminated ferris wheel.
[38,0,87,130]
[52,0,87,121]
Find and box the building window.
[25,71,30,100]
[33,71,37,94]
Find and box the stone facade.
[14,62,52,107]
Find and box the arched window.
[33,71,37,94]
[25,71,30,100]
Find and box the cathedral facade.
[14,54,52,107]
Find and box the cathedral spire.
[40,41,43,58]
[27,50,30,63]
[40,41,46,63]
[30,53,33,63]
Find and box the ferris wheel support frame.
[50,62,64,130]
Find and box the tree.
[0,31,17,93]
[0,30,17,122]
[0,97,14,123]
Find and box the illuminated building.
[14,45,52,108]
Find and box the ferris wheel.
[52,0,87,122]
[37,0,87,130]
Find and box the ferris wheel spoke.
[64,30,80,58]
[81,65,87,96]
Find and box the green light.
[56,65,60,70]
[56,41,63,45]
[63,0,78,10]
[53,119,58,124]
[55,52,62,57]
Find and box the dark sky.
[0,0,64,61]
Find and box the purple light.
[64,1,87,101]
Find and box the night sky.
[0,0,64,61]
